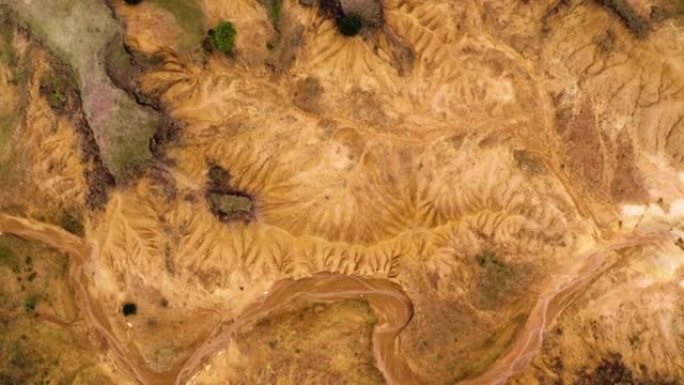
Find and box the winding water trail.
[0,213,673,385]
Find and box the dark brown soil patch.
[610,130,648,203]
[555,101,605,191]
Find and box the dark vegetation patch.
[104,37,161,107]
[122,302,137,316]
[124,0,143,4]
[58,210,85,237]
[595,0,650,38]
[471,251,534,309]
[319,0,365,36]
[574,353,679,385]
[21,296,35,313]
[209,21,237,54]
[339,14,363,36]
[206,164,254,222]
[207,164,232,191]
[39,73,68,111]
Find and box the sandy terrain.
[1,0,684,384]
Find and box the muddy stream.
[0,213,672,385]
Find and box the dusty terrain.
[1,0,684,384]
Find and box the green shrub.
[210,21,237,54]
[122,302,137,316]
[677,0,684,14]
[22,296,35,313]
[338,14,363,36]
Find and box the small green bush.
[122,302,137,316]
[338,14,363,36]
[677,0,684,14]
[22,296,35,313]
[210,21,237,54]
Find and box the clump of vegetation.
[263,0,282,29]
[209,21,237,54]
[22,296,35,313]
[595,0,650,38]
[208,164,231,189]
[206,164,254,221]
[59,211,85,237]
[474,251,516,305]
[677,0,684,14]
[39,73,68,112]
[122,302,137,316]
[209,193,253,220]
[338,14,363,36]
[574,353,678,385]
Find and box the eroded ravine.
[0,213,675,385]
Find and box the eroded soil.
[1,0,684,384]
